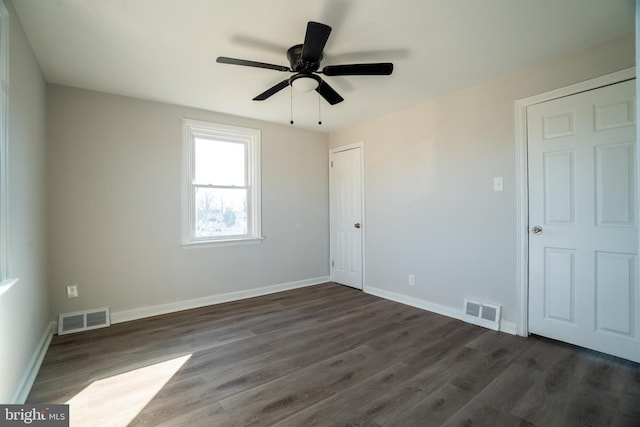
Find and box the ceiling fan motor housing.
[287,44,321,73]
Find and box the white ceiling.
[13,0,635,133]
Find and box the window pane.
[194,138,245,186]
[195,187,247,237]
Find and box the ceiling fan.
[217,21,393,105]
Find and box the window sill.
[181,236,264,249]
[0,277,18,297]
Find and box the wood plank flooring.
[27,283,640,426]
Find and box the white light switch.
[493,177,504,192]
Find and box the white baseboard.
[110,276,330,324]
[499,318,518,335]
[365,286,517,335]
[11,322,56,404]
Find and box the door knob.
[354,223,361,229]
[531,225,542,235]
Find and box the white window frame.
[181,119,262,247]
[0,0,15,295]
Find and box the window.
[182,119,262,246]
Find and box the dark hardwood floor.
[27,283,640,426]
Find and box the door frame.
[514,67,637,337]
[329,142,366,291]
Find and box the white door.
[528,79,638,362]
[330,145,363,289]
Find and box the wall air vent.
[58,307,110,335]
[463,299,501,331]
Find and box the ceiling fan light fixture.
[290,74,320,92]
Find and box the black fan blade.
[322,63,394,76]
[316,79,344,105]
[217,57,290,72]
[253,79,290,101]
[301,22,332,63]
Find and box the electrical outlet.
[67,284,79,299]
[493,176,504,192]
[408,274,415,286]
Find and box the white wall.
[0,0,49,403]
[329,34,635,328]
[47,85,329,317]
[636,3,640,354]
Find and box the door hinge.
[330,161,333,168]
[331,260,334,267]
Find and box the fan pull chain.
[290,86,294,125]
[318,93,322,125]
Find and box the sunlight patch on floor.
[66,354,191,427]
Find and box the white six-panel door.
[527,79,638,362]
[329,146,363,289]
